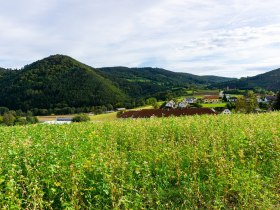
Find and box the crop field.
[0,113,279,209]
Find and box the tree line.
[0,110,38,126]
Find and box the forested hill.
[0,55,128,110]
[96,67,234,97]
[200,75,237,83]
[0,55,235,110]
[213,68,280,90]
[2,54,278,111]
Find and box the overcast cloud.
[0,0,280,77]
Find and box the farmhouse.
[120,108,216,118]
[203,95,220,103]
[184,97,197,104]
[257,97,268,103]
[165,100,176,108]
[178,101,188,108]
[221,109,232,114]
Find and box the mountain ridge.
[213,68,280,90]
[0,54,279,111]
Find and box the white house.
[219,91,224,98]
[184,97,197,104]
[257,97,268,103]
[178,101,188,108]
[221,109,232,114]
[165,100,176,108]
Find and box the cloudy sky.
[1,0,280,77]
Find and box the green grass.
[89,106,158,122]
[90,112,117,122]
[0,113,279,209]
[195,89,220,95]
[202,103,227,108]
[130,105,153,110]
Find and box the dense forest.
[0,55,233,112]
[0,55,127,111]
[96,67,234,98]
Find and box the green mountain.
[0,55,127,110]
[0,55,249,111]
[214,68,280,90]
[96,67,233,97]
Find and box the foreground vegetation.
[0,113,279,209]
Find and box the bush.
[26,116,39,124]
[14,118,28,125]
[3,112,15,126]
[72,114,90,122]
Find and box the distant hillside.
[97,67,233,97]
[0,55,127,110]
[214,68,280,90]
[200,75,237,83]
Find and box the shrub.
[2,112,15,126]
[26,116,39,124]
[72,114,90,122]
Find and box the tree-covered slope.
[0,67,7,76]
[0,55,127,110]
[214,68,280,90]
[97,67,233,97]
[200,75,237,83]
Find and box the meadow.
[201,103,227,108]
[0,113,279,209]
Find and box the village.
[119,91,277,119]
[1,90,277,125]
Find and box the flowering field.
[0,113,279,209]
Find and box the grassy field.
[90,106,158,122]
[0,113,279,209]
[90,112,118,122]
[202,103,227,108]
[38,106,157,122]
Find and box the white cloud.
[0,0,280,77]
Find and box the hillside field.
[0,113,279,209]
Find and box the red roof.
[203,95,220,100]
[120,108,216,118]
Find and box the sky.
[1,0,280,78]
